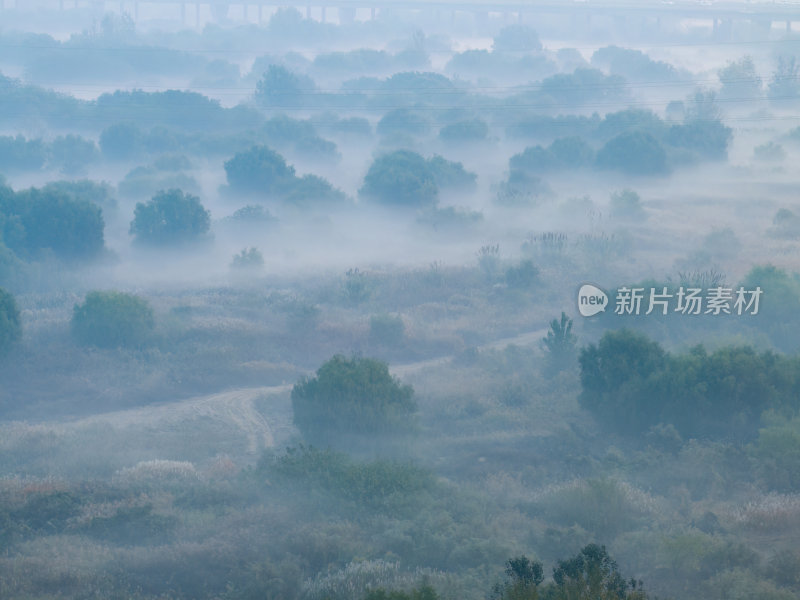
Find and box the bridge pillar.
[195,2,200,26]
[371,6,375,20]
[306,5,310,19]
[788,21,792,33]
[321,6,326,22]
[181,2,186,24]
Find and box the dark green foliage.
[548,137,595,168]
[768,56,800,106]
[491,555,544,600]
[579,329,800,439]
[224,145,296,195]
[718,56,762,101]
[229,205,274,223]
[11,491,80,534]
[609,189,645,220]
[505,260,539,290]
[740,265,800,352]
[749,415,800,492]
[552,544,646,600]
[596,109,667,141]
[285,174,347,206]
[666,120,732,160]
[49,134,98,174]
[542,312,577,372]
[426,155,477,190]
[0,186,105,260]
[0,135,47,171]
[540,69,626,108]
[99,122,143,160]
[71,290,155,348]
[0,287,20,357]
[360,150,438,207]
[509,138,594,175]
[291,355,416,440]
[364,584,439,600]
[41,179,116,212]
[377,108,431,138]
[439,119,489,143]
[130,189,210,245]
[262,114,317,143]
[255,65,316,108]
[592,46,680,82]
[231,247,264,270]
[262,445,433,511]
[595,131,668,175]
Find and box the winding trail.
[35,327,548,455]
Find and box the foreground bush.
[292,355,416,441]
[71,291,154,348]
[0,287,21,357]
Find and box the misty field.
[1,2,800,599]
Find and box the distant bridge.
[4,0,800,33]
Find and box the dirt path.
[36,327,549,455]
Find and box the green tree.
[359,150,438,207]
[0,287,21,357]
[552,544,647,600]
[2,186,105,260]
[768,56,800,106]
[542,312,577,372]
[255,64,316,109]
[99,122,143,160]
[291,355,416,441]
[130,189,210,245]
[491,556,544,600]
[595,131,668,176]
[71,291,154,348]
[224,145,296,195]
[718,56,762,101]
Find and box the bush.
[2,186,105,260]
[595,131,668,176]
[579,329,800,439]
[230,247,265,271]
[359,150,438,208]
[0,287,21,357]
[291,355,416,441]
[609,189,645,220]
[71,290,155,348]
[224,145,296,195]
[129,188,210,245]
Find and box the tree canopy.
[0,287,21,357]
[129,189,210,245]
[71,291,155,349]
[359,150,439,207]
[291,354,416,441]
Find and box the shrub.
[231,247,265,271]
[130,188,210,245]
[71,290,155,348]
[0,287,21,357]
[609,189,645,220]
[359,150,438,207]
[291,355,416,440]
